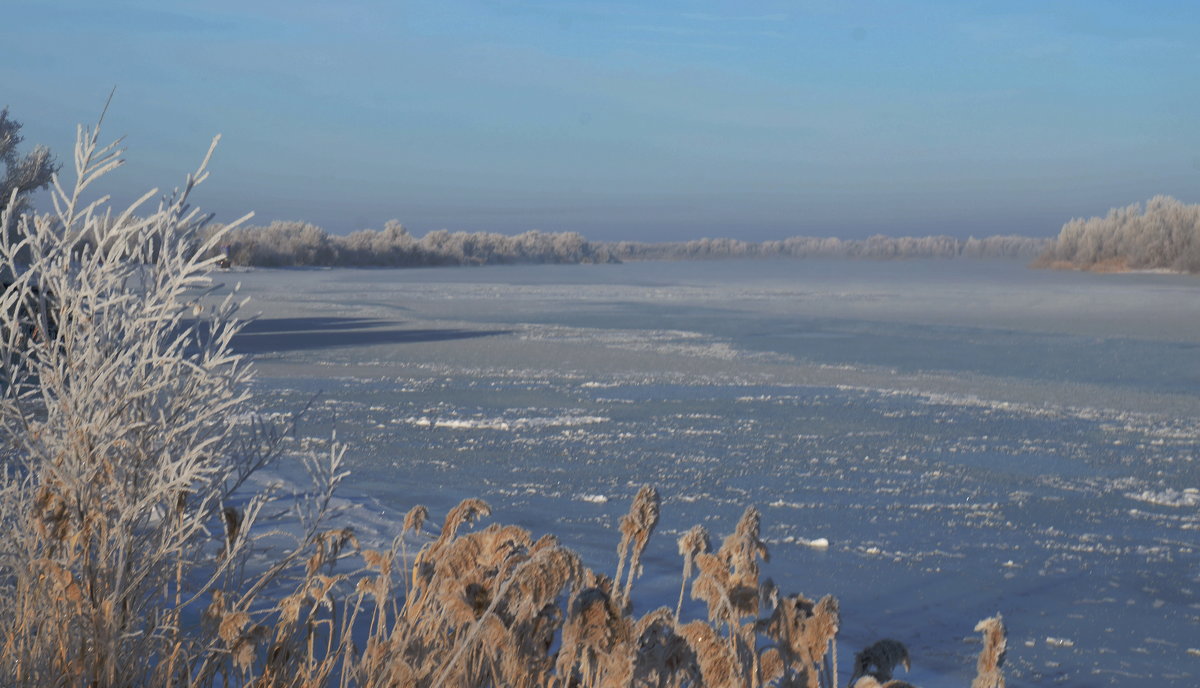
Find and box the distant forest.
[203,220,618,267]
[204,220,1049,268]
[1034,195,1200,273]
[609,233,1047,262]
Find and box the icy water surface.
[218,260,1200,687]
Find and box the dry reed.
[970,615,1007,688]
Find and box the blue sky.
[3,0,1199,240]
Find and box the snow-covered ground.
[216,259,1200,687]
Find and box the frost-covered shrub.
[0,113,345,687]
[1035,195,1200,272]
[220,220,339,266]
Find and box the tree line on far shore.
[203,220,1051,268]
[203,220,620,267]
[610,233,1048,262]
[8,107,1199,275]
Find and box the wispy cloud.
[957,13,1192,62]
[621,20,785,42]
[1115,36,1189,54]
[626,25,710,36]
[10,2,240,35]
[957,15,1073,59]
[491,0,652,20]
[617,38,744,52]
[680,12,789,23]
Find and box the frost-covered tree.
[611,233,1048,262]
[210,220,619,267]
[0,108,58,216]
[1035,196,1200,273]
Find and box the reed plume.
[614,485,661,612]
[676,524,711,622]
[971,615,1007,688]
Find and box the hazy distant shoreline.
[608,233,1047,262]
[208,195,1200,275]
[1032,259,1190,275]
[204,220,1050,268]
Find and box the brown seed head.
[403,504,429,534]
[971,614,1007,688]
[219,611,250,645]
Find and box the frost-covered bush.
[218,220,340,266]
[0,113,346,687]
[1035,195,1200,273]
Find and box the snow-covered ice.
[218,259,1200,688]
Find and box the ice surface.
[214,260,1200,687]
[403,413,608,430]
[1125,487,1200,508]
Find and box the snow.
[221,260,1200,688]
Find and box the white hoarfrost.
[0,111,346,686]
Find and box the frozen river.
[219,259,1200,687]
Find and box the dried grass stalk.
[971,615,1007,688]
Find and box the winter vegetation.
[1034,195,1200,273]
[204,222,1047,269]
[0,113,1011,687]
[611,234,1048,262]
[0,107,58,220]
[203,220,619,267]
